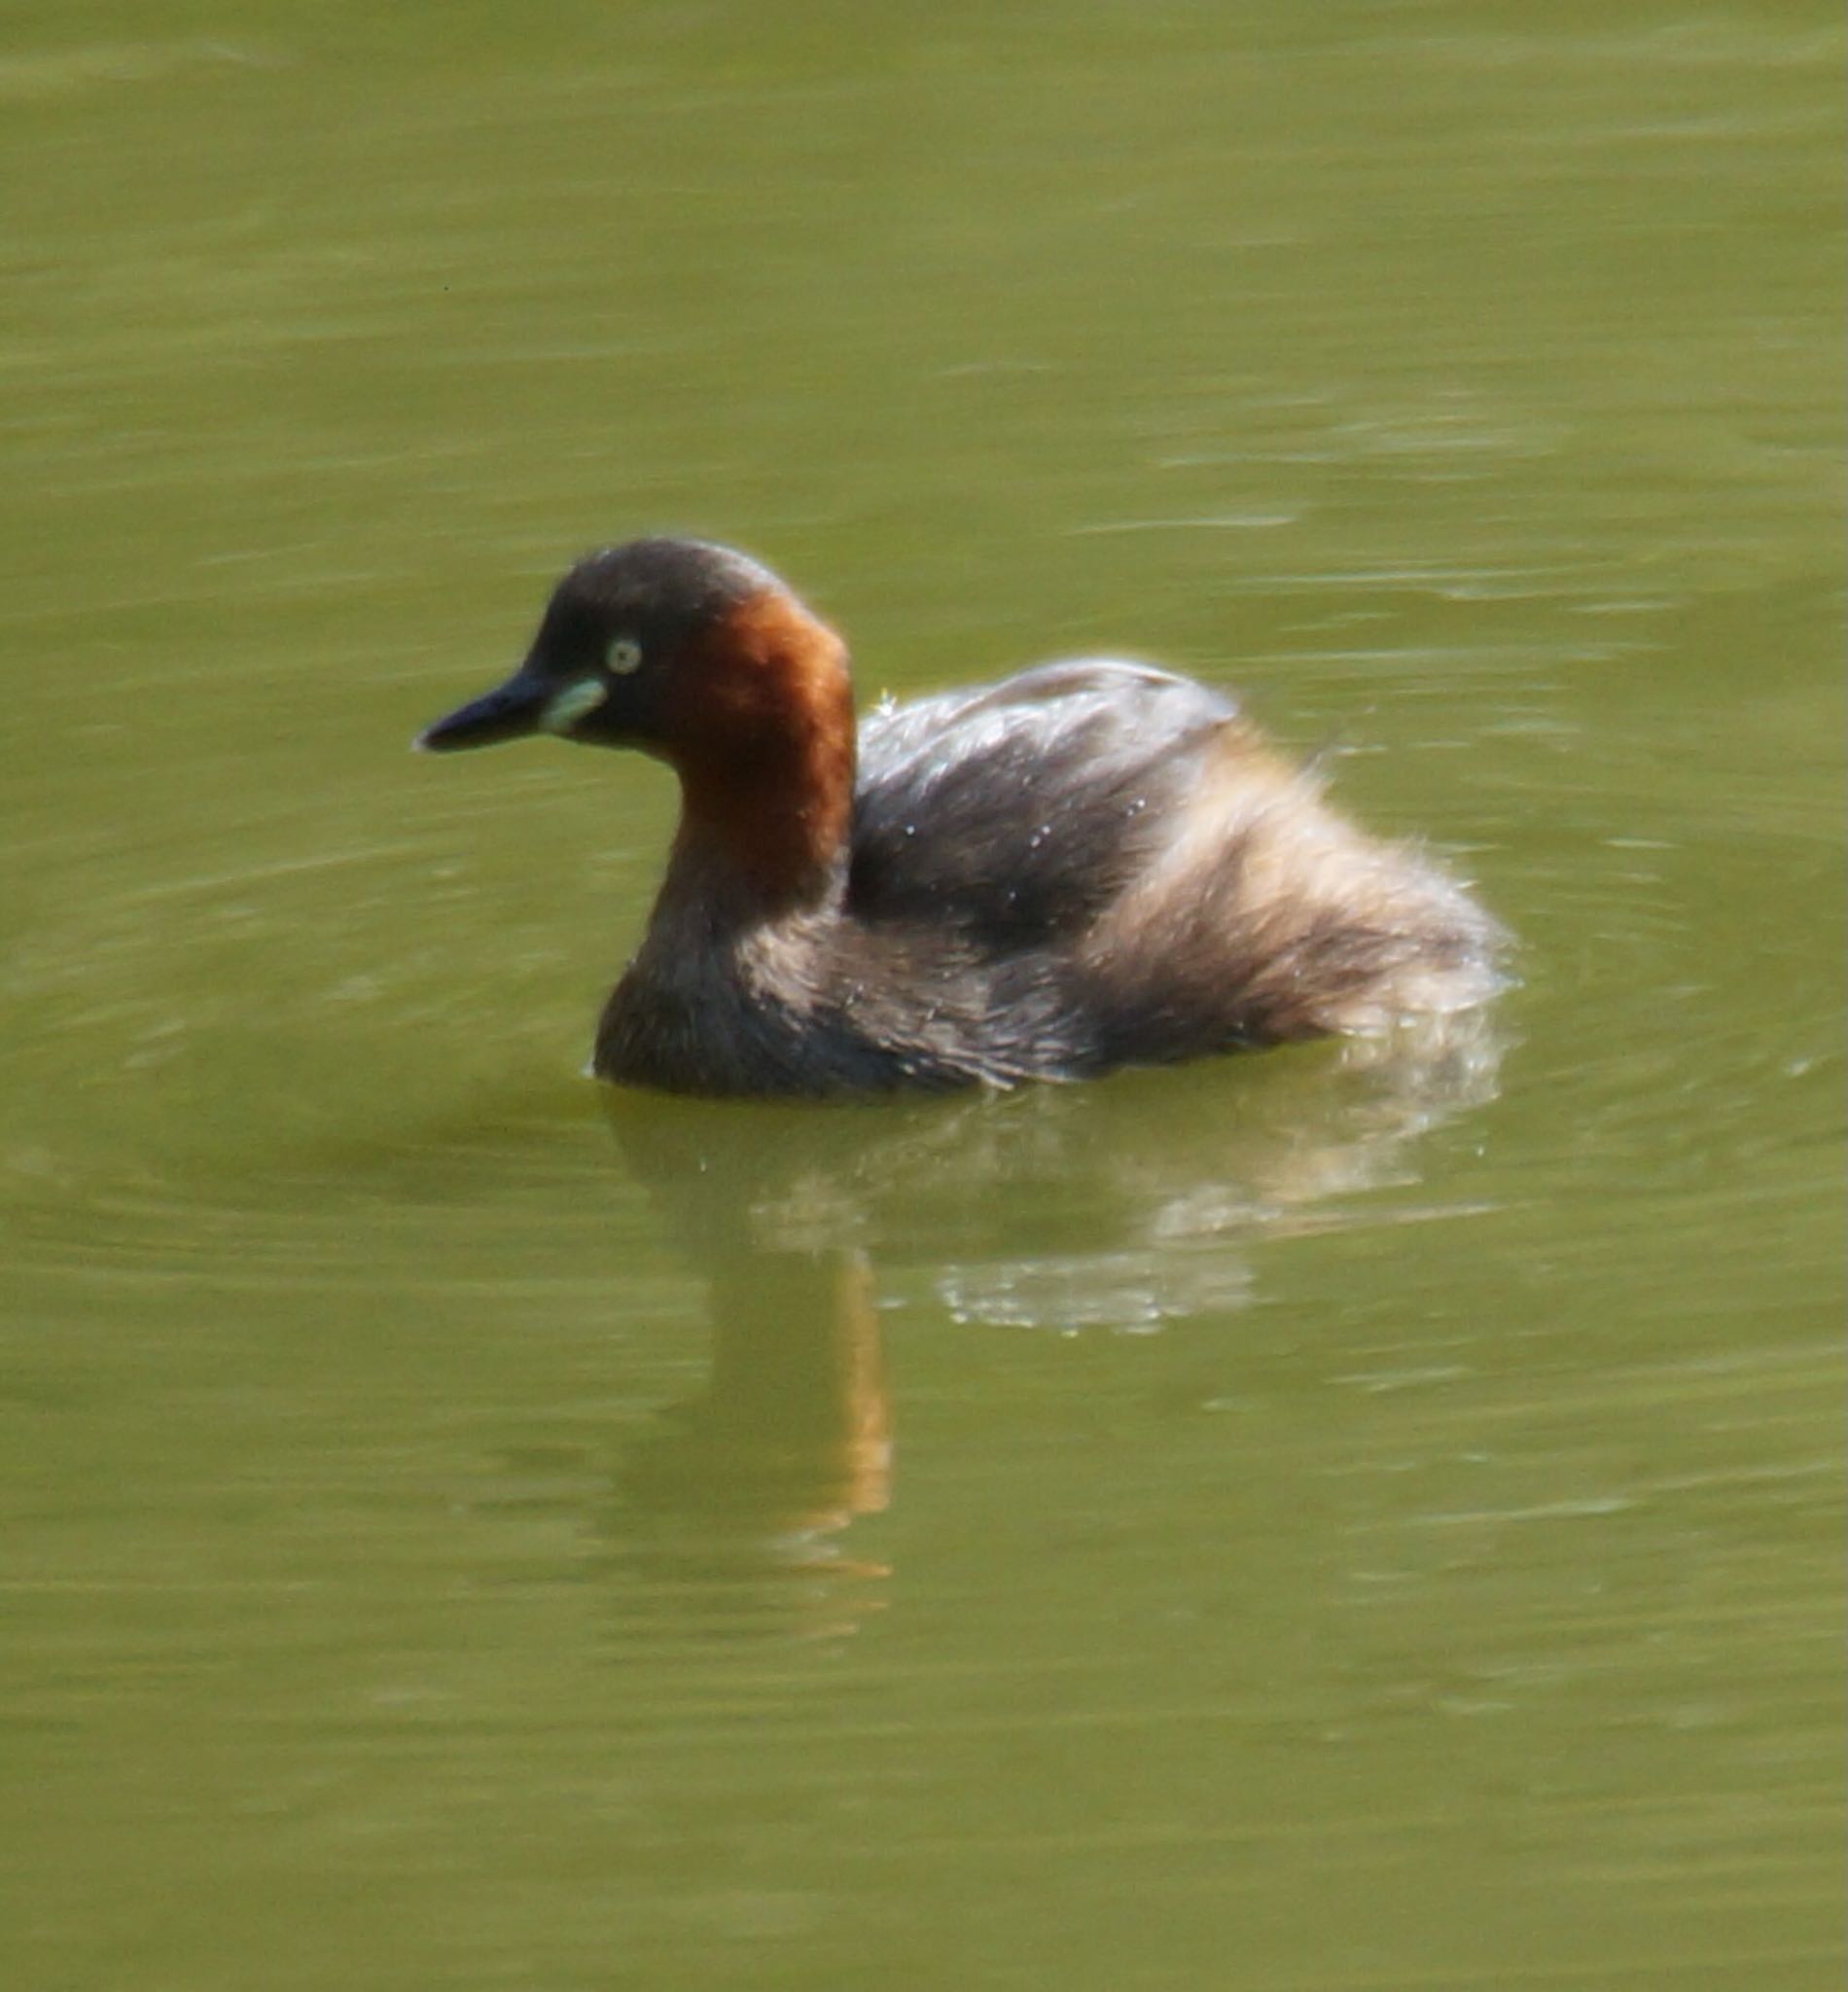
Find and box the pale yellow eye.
[606,636,644,675]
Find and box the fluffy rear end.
[1078,728,1505,1063]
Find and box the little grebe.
[417,538,1503,1095]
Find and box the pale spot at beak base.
[538,679,610,734]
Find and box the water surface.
[4,7,1841,1988]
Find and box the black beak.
[414,666,552,753]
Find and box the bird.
[417,537,1504,1095]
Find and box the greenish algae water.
[2,7,1841,1988]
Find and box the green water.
[4,6,1841,1988]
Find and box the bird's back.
[844,657,1503,1069]
[848,660,1240,947]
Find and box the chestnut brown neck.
[664,587,857,910]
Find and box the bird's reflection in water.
[597,1012,1505,1639]
[607,1244,894,1643]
